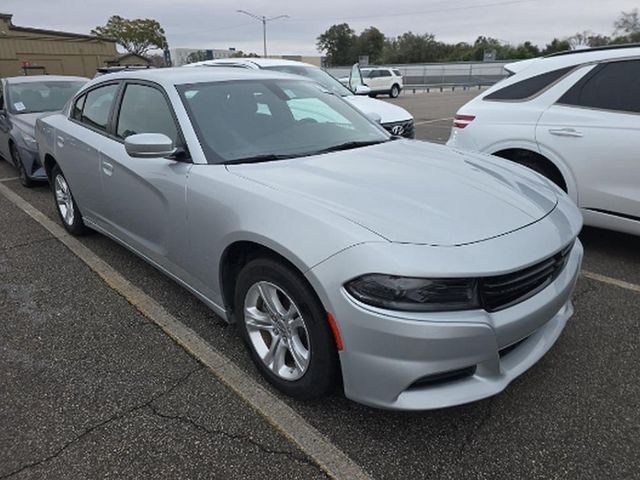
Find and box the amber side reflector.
[327,313,344,351]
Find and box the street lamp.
[236,10,289,58]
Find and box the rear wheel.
[235,257,340,399]
[51,164,88,235]
[10,143,36,188]
[390,84,400,98]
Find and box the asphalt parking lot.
[1,90,639,480]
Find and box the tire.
[50,164,89,235]
[234,257,340,399]
[390,84,400,98]
[10,143,36,188]
[509,151,565,191]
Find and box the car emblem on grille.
[391,125,405,136]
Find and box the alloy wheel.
[243,281,311,381]
[54,174,75,226]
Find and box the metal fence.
[326,61,511,91]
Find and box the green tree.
[614,8,640,35]
[92,15,168,56]
[316,23,356,66]
[354,27,386,64]
[186,50,208,64]
[230,51,260,58]
[541,38,571,55]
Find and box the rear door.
[58,82,120,223]
[536,59,640,218]
[99,80,191,273]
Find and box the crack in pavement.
[146,404,325,474]
[0,365,203,479]
[0,236,56,254]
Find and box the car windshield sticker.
[14,102,26,111]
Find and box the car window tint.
[558,60,640,114]
[392,69,402,77]
[116,83,178,144]
[81,84,118,131]
[72,94,85,121]
[379,70,392,77]
[0,83,4,110]
[484,66,574,101]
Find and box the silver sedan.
[36,68,583,410]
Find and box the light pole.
[236,10,289,58]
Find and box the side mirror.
[366,112,382,124]
[124,133,176,158]
[354,84,371,95]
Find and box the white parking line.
[0,181,373,480]
[414,117,453,126]
[0,176,20,183]
[582,270,640,294]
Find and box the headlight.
[344,274,480,312]
[20,131,38,150]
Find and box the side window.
[558,60,640,114]
[0,82,4,110]
[484,66,574,101]
[71,94,85,121]
[392,69,402,77]
[81,84,118,131]
[379,70,392,77]
[116,83,179,144]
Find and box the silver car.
[36,68,583,410]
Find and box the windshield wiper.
[222,153,298,165]
[311,139,388,155]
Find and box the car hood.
[343,95,412,124]
[12,112,47,136]
[228,140,558,246]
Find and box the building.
[170,47,235,67]
[0,13,118,78]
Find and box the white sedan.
[447,45,640,237]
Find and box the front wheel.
[235,258,340,399]
[10,144,36,188]
[51,164,89,235]
[390,84,400,98]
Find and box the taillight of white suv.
[453,115,476,129]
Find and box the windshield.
[262,65,353,97]
[178,79,389,164]
[7,81,86,114]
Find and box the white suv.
[360,67,404,98]
[447,45,640,236]
[185,58,415,138]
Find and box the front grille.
[382,119,415,139]
[480,242,574,312]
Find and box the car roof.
[83,66,309,89]
[186,58,317,69]
[505,44,640,77]
[4,75,89,84]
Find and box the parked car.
[36,68,583,410]
[94,65,155,78]
[447,44,640,237]
[0,75,87,186]
[185,58,415,138]
[341,66,404,98]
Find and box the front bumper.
[307,237,583,410]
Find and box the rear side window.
[81,84,118,131]
[558,60,640,114]
[116,83,179,144]
[484,66,574,101]
[393,69,402,77]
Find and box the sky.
[3,0,638,56]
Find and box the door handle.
[102,161,114,176]
[56,135,65,148]
[548,128,583,138]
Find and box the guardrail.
[326,61,511,93]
